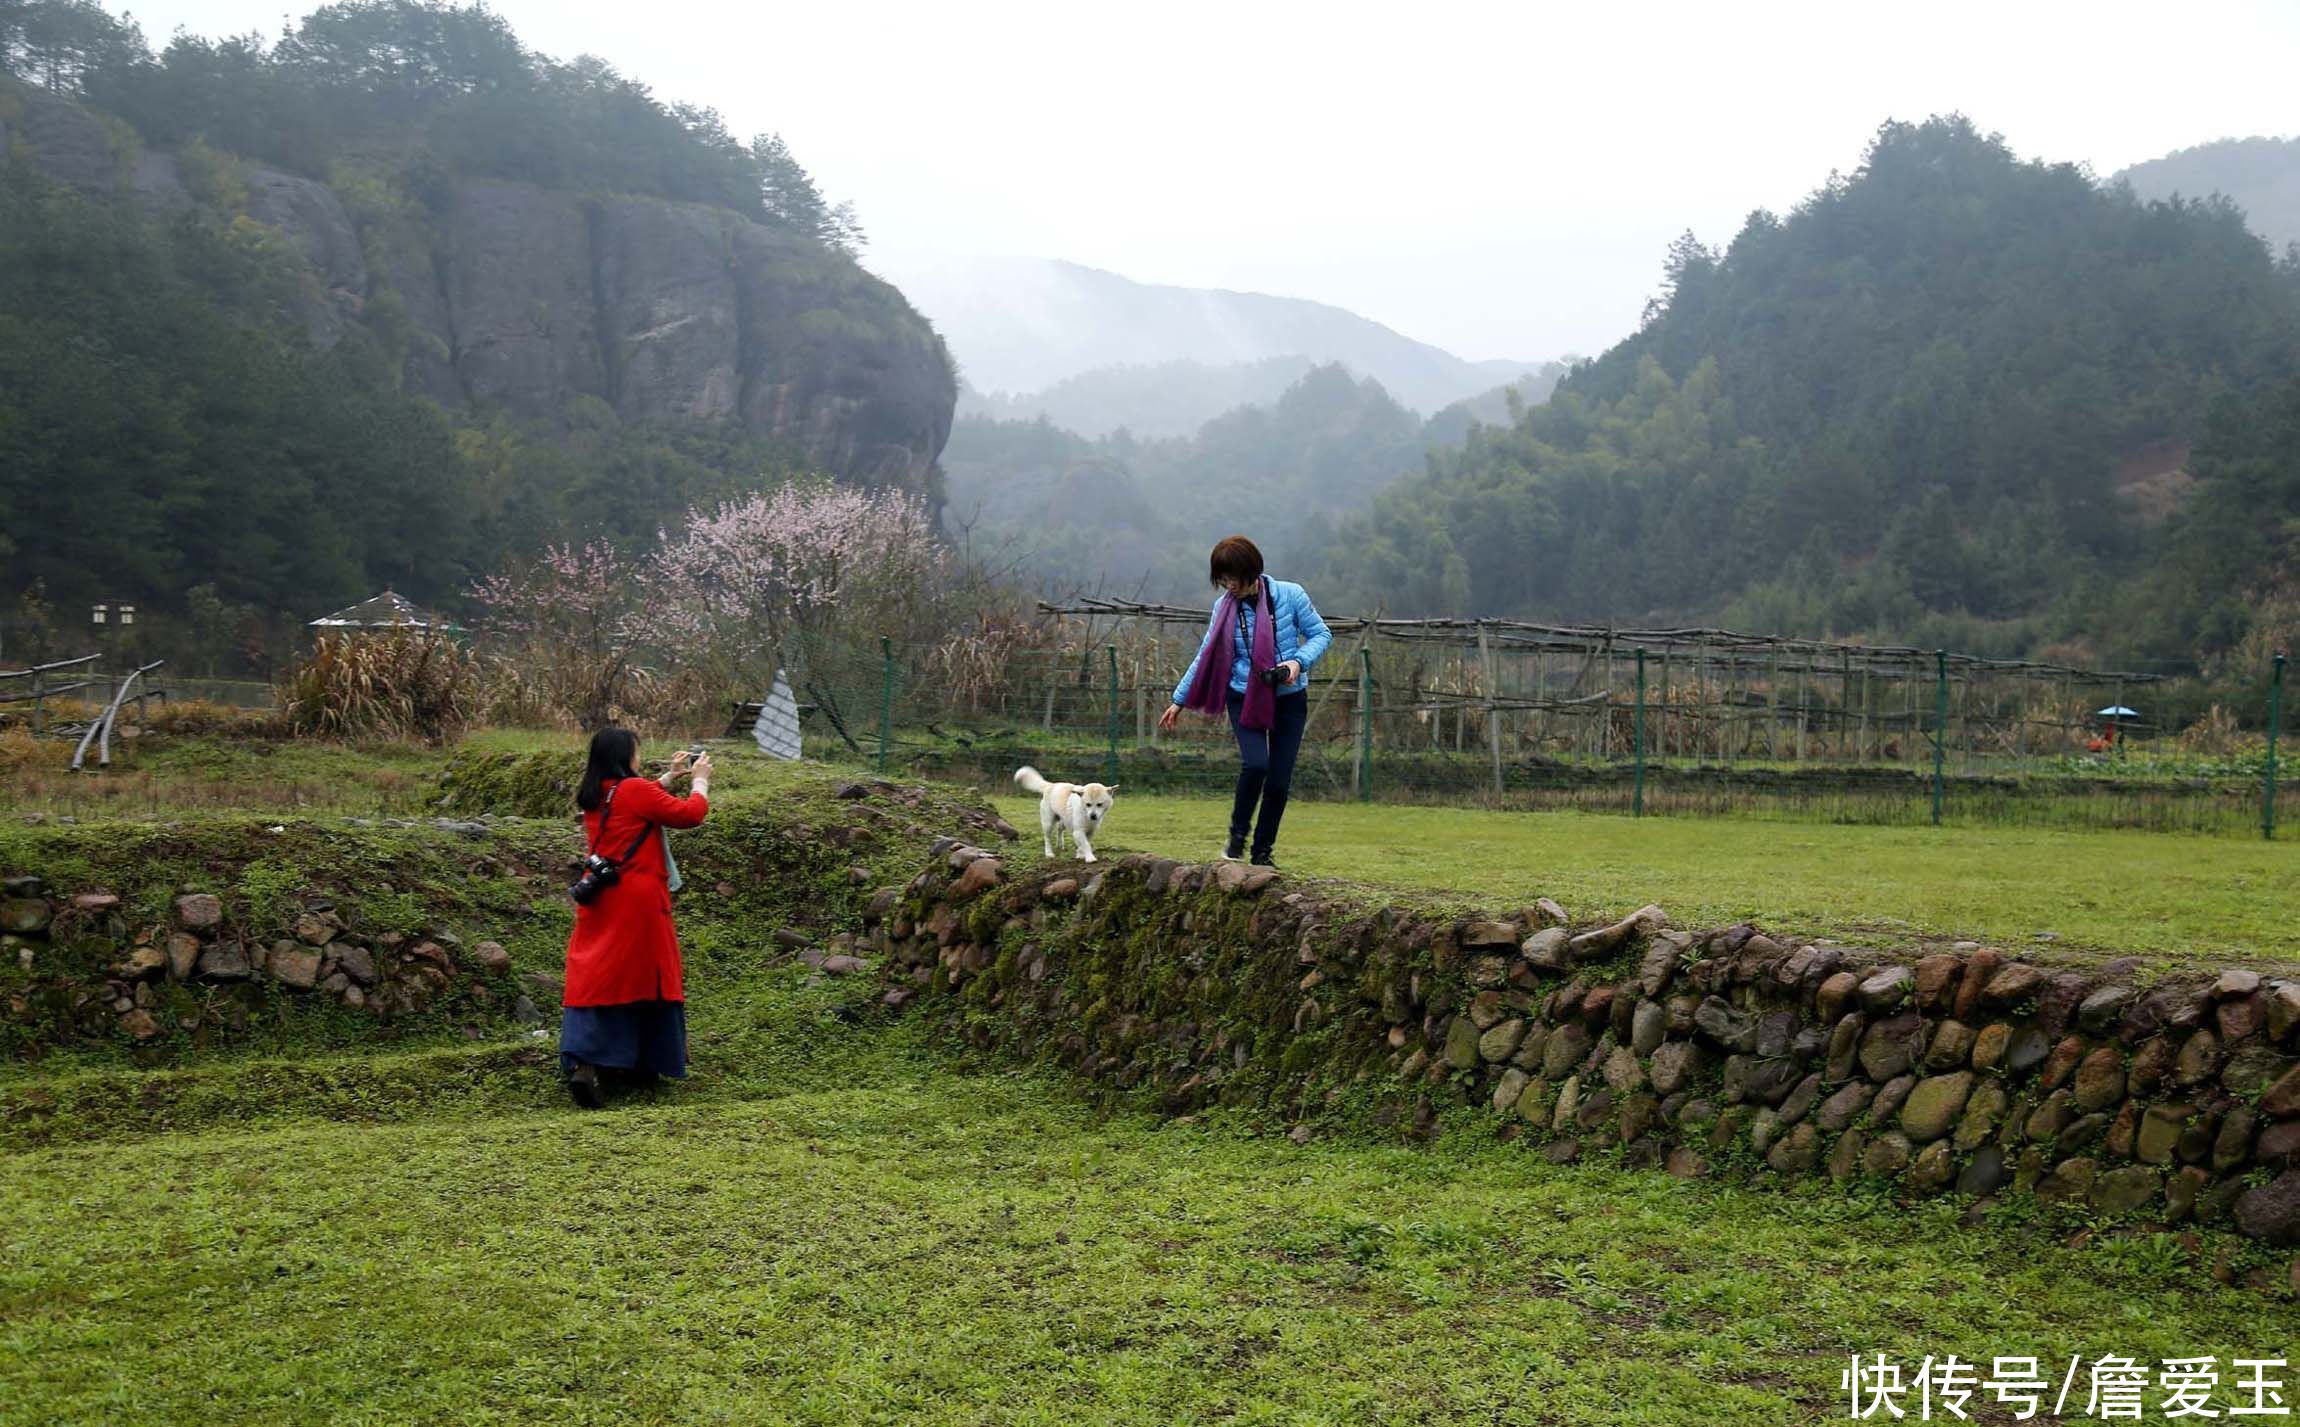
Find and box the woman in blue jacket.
[1160,535,1333,865]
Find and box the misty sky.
[112,0,2300,363]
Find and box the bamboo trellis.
[1036,599,2167,774]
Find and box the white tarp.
[752,669,803,760]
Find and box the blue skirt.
[560,1000,687,1080]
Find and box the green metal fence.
[769,609,2297,838]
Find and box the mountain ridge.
[1310,115,2300,663]
[2114,135,2300,254]
[870,251,1550,415]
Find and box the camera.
[567,851,622,905]
[1258,664,1290,687]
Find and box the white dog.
[1014,766,1118,863]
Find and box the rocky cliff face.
[2,88,953,488]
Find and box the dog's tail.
[1013,765,1049,794]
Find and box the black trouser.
[1226,688,1308,858]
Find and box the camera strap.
[587,780,657,869]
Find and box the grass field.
[0,726,572,819]
[6,721,2293,968]
[991,792,2300,972]
[4,743,2298,1423]
[12,720,2291,968]
[3,971,2292,1427]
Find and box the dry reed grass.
[280,631,480,742]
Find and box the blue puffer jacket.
[1171,578,1334,703]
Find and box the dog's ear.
[1105,784,1120,793]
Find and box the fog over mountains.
[869,252,1558,429]
[883,133,2300,447]
[2114,136,2300,255]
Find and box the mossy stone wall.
[870,841,2300,1264]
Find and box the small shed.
[306,590,459,634]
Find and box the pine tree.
[749,132,864,252]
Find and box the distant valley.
[870,252,1565,429]
[884,253,1575,601]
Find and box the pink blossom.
[647,481,941,655]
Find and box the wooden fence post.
[1478,621,1502,797]
[1765,648,1781,762]
[1794,654,1808,762]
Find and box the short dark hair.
[576,725,640,811]
[1208,536,1264,588]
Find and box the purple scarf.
[1182,579,1278,730]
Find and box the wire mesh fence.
[769,603,2296,838]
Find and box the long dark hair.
[576,726,640,812]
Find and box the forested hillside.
[1314,117,2300,663]
[2118,136,2300,255]
[0,0,954,657]
[957,358,1322,439]
[943,364,1428,598]
[956,356,1574,444]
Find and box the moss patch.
[0,761,1017,1085]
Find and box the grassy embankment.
[1000,792,2300,973]
[1,741,2295,1423]
[0,723,570,818]
[6,721,2294,969]
[3,967,2293,1426]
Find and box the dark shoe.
[1223,834,1246,860]
[1250,851,1277,868]
[567,1061,605,1110]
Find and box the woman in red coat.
[561,725,712,1108]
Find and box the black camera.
[567,852,622,905]
[1258,664,1290,687]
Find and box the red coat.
[563,777,709,1007]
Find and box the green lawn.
[2,1003,2290,1426]
[995,793,2300,972]
[3,755,2296,1423]
[0,726,575,819]
[22,728,2295,970]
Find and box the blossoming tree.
[467,540,656,728]
[647,480,942,680]
[468,480,943,727]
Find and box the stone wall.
[866,842,2300,1280]
[0,776,1018,1068]
[0,825,564,1062]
